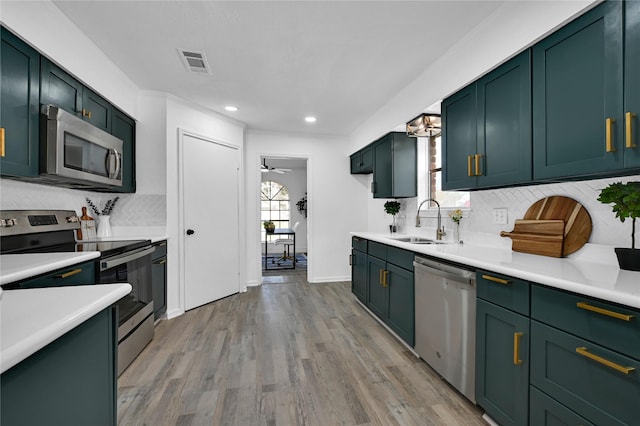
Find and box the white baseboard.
[308,275,350,283]
[165,308,184,320]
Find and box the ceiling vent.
[178,49,212,74]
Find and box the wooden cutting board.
[522,196,592,256]
[500,220,565,258]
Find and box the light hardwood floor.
[118,275,485,425]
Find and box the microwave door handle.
[106,148,121,179]
[100,246,156,271]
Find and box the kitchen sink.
[391,236,437,244]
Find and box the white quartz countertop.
[352,232,640,310]
[0,252,100,286]
[1,283,131,373]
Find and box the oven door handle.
[100,246,156,271]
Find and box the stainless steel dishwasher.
[413,255,476,403]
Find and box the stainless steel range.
[0,209,155,375]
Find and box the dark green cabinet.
[625,0,640,168]
[372,132,416,199]
[351,237,367,303]
[350,146,373,174]
[1,307,118,426]
[0,27,40,178]
[476,299,530,426]
[111,108,136,193]
[7,260,95,289]
[530,386,595,426]
[443,51,531,190]
[152,241,167,320]
[533,1,624,179]
[385,262,414,346]
[366,254,387,318]
[41,58,112,132]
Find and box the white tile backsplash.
[0,179,166,227]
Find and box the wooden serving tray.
[500,219,565,258]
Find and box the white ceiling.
[52,0,504,136]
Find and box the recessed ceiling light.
[225,106,238,112]
[305,116,317,123]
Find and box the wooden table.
[264,228,296,270]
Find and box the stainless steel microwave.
[41,105,123,188]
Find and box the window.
[261,181,290,241]
[424,135,470,208]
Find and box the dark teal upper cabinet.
[443,51,531,190]
[372,132,416,198]
[625,0,640,168]
[0,27,40,178]
[533,1,624,179]
[111,108,136,193]
[41,58,112,132]
[350,145,373,174]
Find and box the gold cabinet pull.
[0,127,5,157]
[156,259,166,265]
[379,269,384,286]
[348,254,353,266]
[475,154,483,176]
[481,274,511,285]
[513,332,524,365]
[575,347,635,374]
[467,155,473,177]
[576,301,635,322]
[54,268,82,279]
[606,118,616,152]
[626,112,637,149]
[82,108,92,119]
[383,270,389,287]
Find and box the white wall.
[245,130,364,286]
[261,165,308,255]
[164,95,245,319]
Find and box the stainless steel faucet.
[416,198,446,240]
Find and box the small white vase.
[97,215,112,238]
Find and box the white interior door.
[182,133,239,311]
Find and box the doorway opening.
[259,156,308,284]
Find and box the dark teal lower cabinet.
[351,248,367,303]
[530,321,640,426]
[366,255,387,319]
[386,262,414,346]
[10,260,95,289]
[151,241,167,320]
[476,299,530,426]
[530,386,595,426]
[1,307,117,426]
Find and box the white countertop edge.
[0,252,101,286]
[1,283,131,373]
[352,232,640,310]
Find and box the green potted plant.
[598,181,640,271]
[263,220,275,233]
[384,200,401,233]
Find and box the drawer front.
[386,245,414,271]
[368,241,387,260]
[531,321,640,426]
[477,270,530,315]
[532,284,640,361]
[17,261,96,289]
[530,386,595,426]
[153,240,167,259]
[351,236,367,253]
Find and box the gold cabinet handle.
[379,269,384,286]
[513,332,524,365]
[82,108,92,119]
[626,112,637,149]
[156,259,166,265]
[0,127,5,157]
[349,254,353,266]
[54,268,82,279]
[575,347,635,374]
[481,274,511,285]
[576,301,635,322]
[467,156,473,177]
[383,270,389,287]
[606,118,616,152]
[475,154,483,176]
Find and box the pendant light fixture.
[406,113,441,137]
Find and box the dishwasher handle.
[413,257,475,281]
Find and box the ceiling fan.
[261,159,291,174]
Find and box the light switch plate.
[493,208,508,225]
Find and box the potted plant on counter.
[384,200,401,233]
[263,220,275,233]
[598,181,640,271]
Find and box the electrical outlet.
[493,208,508,225]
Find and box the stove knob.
[1,218,16,227]
[66,216,79,223]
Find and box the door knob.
[186,229,195,235]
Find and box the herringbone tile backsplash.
[0,179,166,226]
[467,174,640,248]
